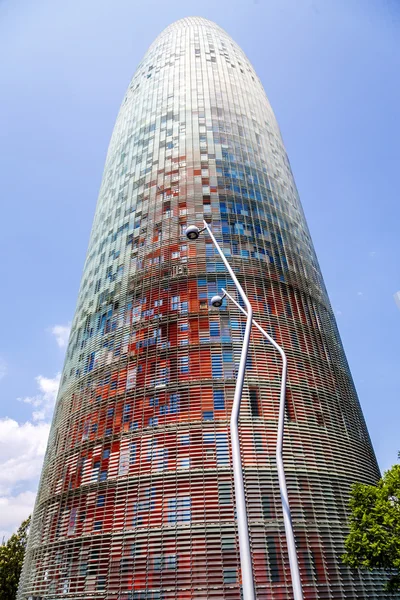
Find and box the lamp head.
[185,225,201,241]
[210,294,225,308]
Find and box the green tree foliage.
[0,516,31,600]
[342,462,400,593]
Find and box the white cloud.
[0,373,59,539]
[0,490,37,541]
[0,417,49,539]
[20,373,61,422]
[50,323,71,349]
[0,418,50,496]
[357,291,363,296]
[369,251,376,257]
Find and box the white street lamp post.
[220,288,303,600]
[186,220,256,600]
[185,220,304,600]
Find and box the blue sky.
[0,0,399,537]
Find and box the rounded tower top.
[150,16,236,50]
[162,16,225,30]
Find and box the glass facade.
[18,17,384,599]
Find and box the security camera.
[211,295,224,308]
[185,225,201,241]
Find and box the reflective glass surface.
[18,17,384,599]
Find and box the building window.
[203,432,214,444]
[130,443,137,464]
[221,320,231,343]
[221,535,235,551]
[169,393,180,413]
[168,496,191,523]
[216,433,229,465]
[223,351,234,377]
[131,543,141,557]
[213,389,225,410]
[203,411,214,421]
[99,471,107,482]
[205,448,215,460]
[165,554,178,570]
[262,495,271,519]
[155,363,169,386]
[218,482,232,505]
[93,521,103,531]
[286,390,296,422]
[97,495,105,507]
[211,354,222,377]
[92,461,100,481]
[210,321,220,337]
[223,568,237,583]
[179,356,189,373]
[118,448,130,476]
[97,576,106,591]
[171,296,180,310]
[249,389,260,417]
[120,557,130,574]
[267,537,280,582]
[254,432,263,453]
[147,439,157,462]
[178,457,190,469]
[103,449,110,459]
[179,433,190,446]
[304,549,317,582]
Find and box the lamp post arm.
[202,222,256,600]
[221,288,304,600]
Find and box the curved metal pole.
[222,288,304,600]
[202,221,256,600]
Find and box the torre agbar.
[19,17,383,600]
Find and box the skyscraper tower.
[18,17,384,600]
